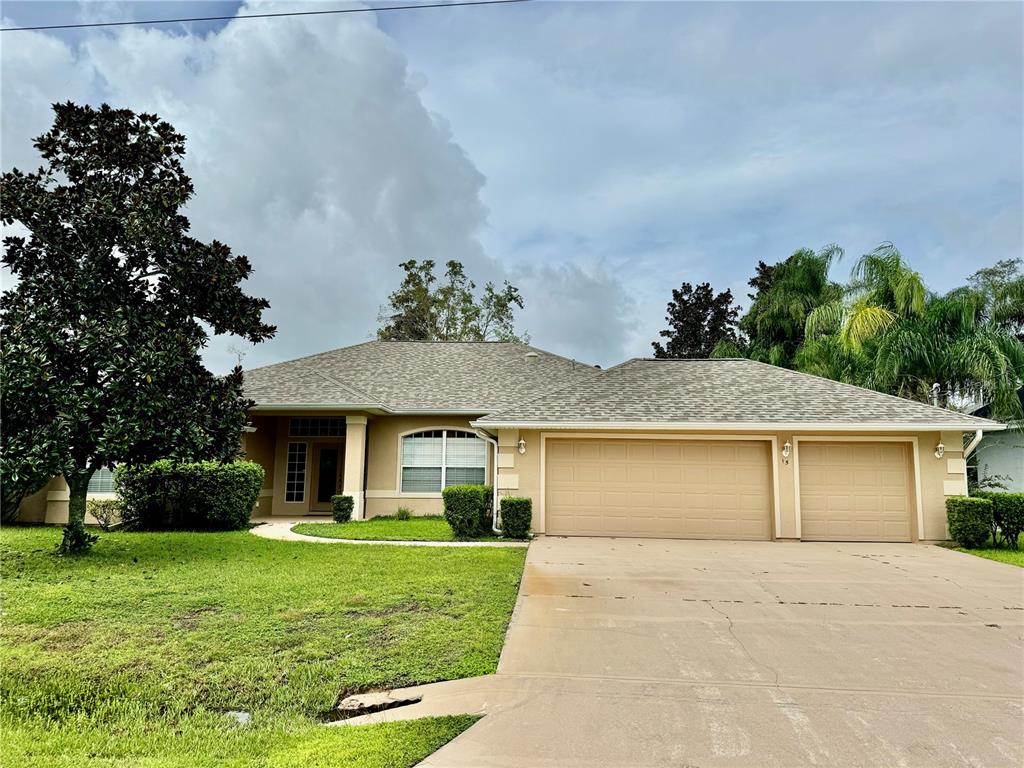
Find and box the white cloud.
[2,3,495,371]
[2,0,1021,371]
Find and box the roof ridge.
[480,357,636,421]
[521,343,599,370]
[310,370,385,407]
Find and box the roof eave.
[469,419,1007,432]
[249,403,494,416]
[249,403,391,413]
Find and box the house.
[23,340,1004,542]
[968,387,1023,492]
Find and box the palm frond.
[840,303,896,351]
[805,300,843,340]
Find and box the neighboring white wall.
[975,430,1024,492]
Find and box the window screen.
[400,430,486,492]
[401,431,443,492]
[444,432,487,487]
[286,442,307,502]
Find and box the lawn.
[944,533,1024,568]
[0,526,526,767]
[291,515,503,542]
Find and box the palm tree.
[805,242,926,351]
[732,244,843,366]
[805,245,1024,420]
[871,291,1024,419]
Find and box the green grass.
[291,515,503,542]
[0,527,525,767]
[962,547,1024,567]
[944,532,1024,568]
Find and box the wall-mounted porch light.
[517,438,527,455]
[782,442,792,464]
[934,442,945,459]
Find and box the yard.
[0,527,526,767]
[290,515,502,542]
[951,533,1024,567]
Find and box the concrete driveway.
[359,537,1024,767]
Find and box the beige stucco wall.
[252,411,491,518]
[495,427,968,542]
[16,476,111,526]
[365,414,491,519]
[16,419,972,540]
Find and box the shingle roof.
[474,358,1004,429]
[243,341,601,412]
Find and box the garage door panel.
[602,443,628,460]
[627,465,654,483]
[653,443,681,461]
[546,438,772,539]
[799,441,912,542]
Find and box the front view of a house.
[236,340,1001,543]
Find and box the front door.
[312,445,341,510]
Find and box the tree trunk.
[58,470,97,554]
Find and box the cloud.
[2,0,1021,371]
[517,260,638,367]
[2,2,495,371]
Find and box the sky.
[2,0,1021,371]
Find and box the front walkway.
[343,536,1024,768]
[249,517,529,548]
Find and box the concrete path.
[249,517,528,547]
[346,536,1024,768]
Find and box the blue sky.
[2,1,1021,370]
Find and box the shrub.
[442,484,490,538]
[946,496,994,549]
[394,507,412,521]
[87,498,122,532]
[116,460,263,531]
[982,492,1024,549]
[331,495,354,523]
[500,497,532,539]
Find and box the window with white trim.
[286,442,308,502]
[401,430,486,493]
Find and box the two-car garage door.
[545,438,774,539]
[544,437,914,542]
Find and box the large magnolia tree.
[0,103,275,553]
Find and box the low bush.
[116,460,263,531]
[946,496,994,549]
[978,492,1024,549]
[500,497,532,539]
[86,498,122,532]
[331,495,354,523]
[442,485,490,538]
[395,507,413,521]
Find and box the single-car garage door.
[798,441,913,542]
[545,438,773,539]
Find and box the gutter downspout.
[964,429,984,459]
[475,430,501,535]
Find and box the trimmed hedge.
[500,497,532,539]
[946,496,994,549]
[977,492,1024,549]
[331,494,354,523]
[115,460,263,531]
[442,484,491,538]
